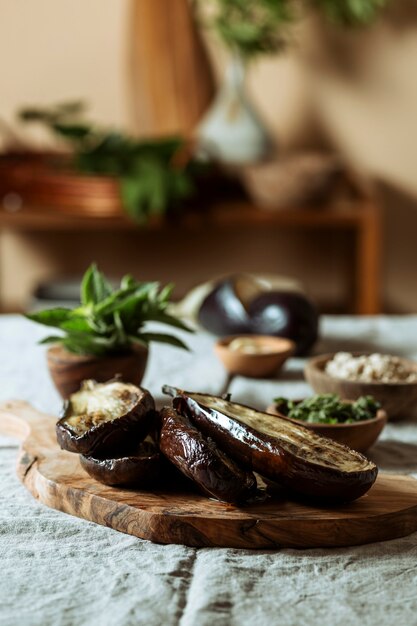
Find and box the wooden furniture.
[0,198,382,314]
[1,399,416,549]
[129,0,214,136]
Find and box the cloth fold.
[1,315,417,626]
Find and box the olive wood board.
[2,400,417,550]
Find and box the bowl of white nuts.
[305,352,417,420]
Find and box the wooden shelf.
[0,199,377,229]
[0,198,382,314]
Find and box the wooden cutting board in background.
[129,0,215,137]
[2,400,417,549]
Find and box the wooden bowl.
[214,335,295,378]
[47,344,149,399]
[266,402,387,452]
[305,353,417,420]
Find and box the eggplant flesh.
[169,390,378,503]
[80,442,161,487]
[56,380,156,456]
[159,407,257,504]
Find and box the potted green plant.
[195,0,389,164]
[0,102,201,223]
[196,0,292,164]
[26,264,192,398]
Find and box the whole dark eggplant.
[164,387,378,503]
[197,275,318,355]
[248,291,318,356]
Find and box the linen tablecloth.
[1,314,417,626]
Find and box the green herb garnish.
[273,394,380,424]
[26,264,193,357]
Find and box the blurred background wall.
[1,0,416,311]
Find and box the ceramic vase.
[197,54,272,165]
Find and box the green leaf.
[60,317,94,333]
[158,284,173,305]
[81,263,112,306]
[18,107,54,123]
[120,274,136,290]
[61,330,120,357]
[39,335,64,345]
[25,308,73,328]
[113,310,128,345]
[94,284,155,318]
[150,311,194,333]
[136,332,190,350]
[120,177,148,222]
[52,123,92,141]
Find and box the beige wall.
[1,1,417,311]
[0,0,128,144]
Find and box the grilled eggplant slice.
[56,380,155,456]
[159,407,257,503]
[166,389,378,503]
[80,442,161,487]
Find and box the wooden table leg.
[355,201,382,315]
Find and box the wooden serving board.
[2,400,417,550]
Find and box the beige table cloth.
[1,314,417,626]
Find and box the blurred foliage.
[202,0,295,58]
[199,0,295,58]
[311,0,389,26]
[18,102,200,223]
[200,0,390,58]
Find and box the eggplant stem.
[219,373,235,399]
[162,384,179,398]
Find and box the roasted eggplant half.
[159,407,257,504]
[80,442,161,487]
[165,388,378,503]
[56,380,155,456]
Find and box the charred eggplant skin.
[80,443,161,487]
[159,407,257,504]
[171,391,378,503]
[56,384,156,456]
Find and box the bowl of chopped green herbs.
[266,394,387,452]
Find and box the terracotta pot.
[47,344,149,399]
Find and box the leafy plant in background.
[310,0,389,26]
[26,264,192,356]
[199,0,390,59]
[18,102,200,223]
[200,0,295,59]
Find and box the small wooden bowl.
[214,335,295,378]
[305,353,417,420]
[47,344,148,399]
[266,402,387,452]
